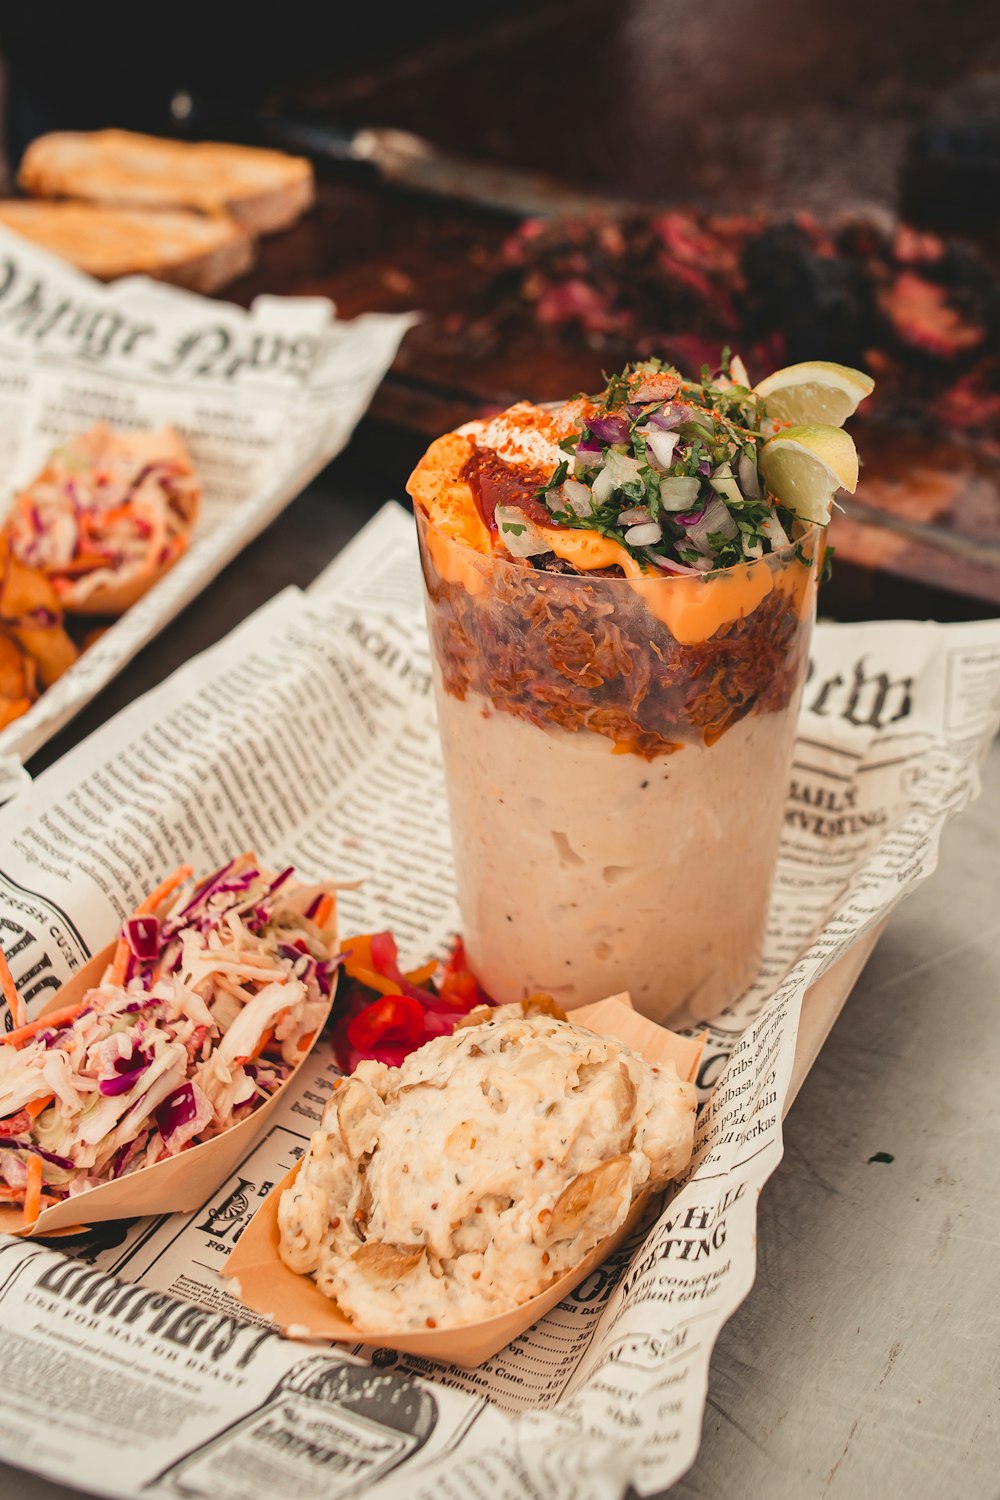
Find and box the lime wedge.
[754,360,874,426]
[759,424,859,525]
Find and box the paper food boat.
[0,941,337,1238]
[224,994,705,1367]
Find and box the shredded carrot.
[109,864,195,986]
[404,959,438,986]
[136,865,193,918]
[1,1002,86,1049]
[25,1094,54,1120]
[80,504,138,531]
[342,940,401,996]
[0,945,26,1030]
[312,893,335,930]
[296,1030,316,1052]
[245,1027,274,1063]
[343,963,402,998]
[22,1155,42,1229]
[344,934,376,972]
[109,939,130,986]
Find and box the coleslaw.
[0,853,339,1226]
[4,423,200,613]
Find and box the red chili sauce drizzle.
[461,444,555,532]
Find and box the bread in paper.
[19,130,314,237]
[0,201,254,292]
[277,1011,696,1331]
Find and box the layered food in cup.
[408,356,872,1024]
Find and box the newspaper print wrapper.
[0,505,996,1500]
[223,995,706,1366]
[0,942,338,1238]
[0,224,413,774]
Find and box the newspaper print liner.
[0,937,338,1238]
[224,993,705,1367]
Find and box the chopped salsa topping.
[461,356,797,575]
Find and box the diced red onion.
[618,506,652,526]
[587,414,630,445]
[648,403,696,431]
[687,498,739,550]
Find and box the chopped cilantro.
[501,521,526,536]
[535,459,568,498]
[527,355,824,574]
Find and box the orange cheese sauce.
[406,411,814,645]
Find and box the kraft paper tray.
[0,941,337,1239]
[223,994,706,1368]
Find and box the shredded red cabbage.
[154,1083,198,1140]
[98,1051,151,1096]
[125,916,159,961]
[0,1138,75,1170]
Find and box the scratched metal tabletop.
[1,460,998,1500]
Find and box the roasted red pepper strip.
[437,939,490,1009]
[346,993,426,1052]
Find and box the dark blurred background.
[2,0,1000,633]
[3,0,998,216]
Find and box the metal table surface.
[1,450,998,1500]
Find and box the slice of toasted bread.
[20,129,315,236]
[0,200,254,291]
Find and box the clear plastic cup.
[417,508,820,1025]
